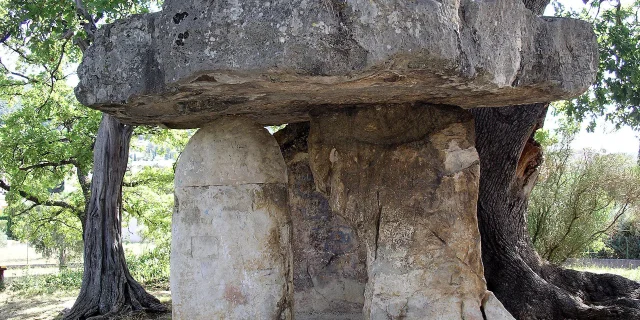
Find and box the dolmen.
[75,0,597,318]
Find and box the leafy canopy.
[558,0,640,132]
[0,0,183,262]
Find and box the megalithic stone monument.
[74,0,598,319]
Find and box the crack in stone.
[374,190,383,260]
[430,229,447,245]
[480,303,488,320]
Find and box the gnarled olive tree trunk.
[472,105,640,319]
[64,114,166,320]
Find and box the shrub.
[7,268,83,295]
[126,242,170,290]
[528,125,640,264]
[591,219,640,259]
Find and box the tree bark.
[64,114,166,320]
[472,105,640,319]
[471,0,640,318]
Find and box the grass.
[1,258,636,320]
[0,242,172,319]
[567,265,640,282]
[2,268,83,296]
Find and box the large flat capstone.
[75,0,597,128]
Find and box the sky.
[545,112,639,157]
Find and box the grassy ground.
[567,265,640,282]
[0,289,79,320]
[0,240,170,320]
[1,264,639,319]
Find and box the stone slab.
[75,0,597,128]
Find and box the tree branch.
[19,159,76,171]
[0,32,9,44]
[0,179,82,215]
[122,178,154,188]
[13,203,38,217]
[0,58,40,84]
[74,0,97,41]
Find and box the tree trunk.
[64,114,166,320]
[59,248,67,269]
[472,105,640,319]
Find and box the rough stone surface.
[308,103,512,319]
[171,118,292,319]
[174,117,287,187]
[482,291,517,320]
[275,123,367,319]
[76,0,597,128]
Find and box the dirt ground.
[1,240,168,319]
[0,290,172,320]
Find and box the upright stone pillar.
[309,104,498,319]
[172,118,293,319]
[275,124,368,319]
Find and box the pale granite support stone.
[483,291,517,320]
[171,117,292,319]
[308,103,512,319]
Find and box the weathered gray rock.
[275,123,367,319]
[482,291,517,320]
[308,103,511,319]
[171,118,292,319]
[75,0,597,128]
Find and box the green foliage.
[31,226,84,266]
[123,166,175,243]
[6,268,83,295]
[267,124,287,134]
[0,0,178,265]
[0,80,98,264]
[0,0,161,65]
[126,242,170,290]
[528,123,640,264]
[130,128,191,163]
[560,0,640,132]
[592,219,640,259]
